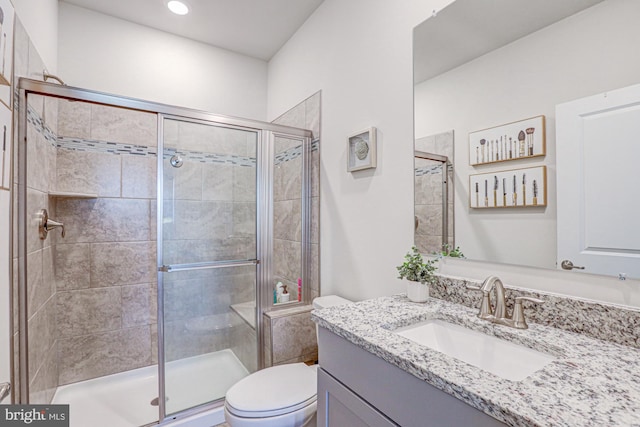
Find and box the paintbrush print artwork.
[469,166,546,208]
[469,116,546,165]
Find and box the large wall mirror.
[414,0,640,279]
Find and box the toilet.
[224,295,352,427]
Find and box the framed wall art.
[469,166,547,209]
[0,0,14,109]
[347,127,377,172]
[0,103,11,190]
[469,115,545,166]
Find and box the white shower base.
[52,349,248,427]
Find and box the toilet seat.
[225,363,317,418]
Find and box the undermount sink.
[394,319,556,381]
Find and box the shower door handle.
[160,259,259,273]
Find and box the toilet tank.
[312,295,352,342]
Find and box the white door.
[556,83,640,279]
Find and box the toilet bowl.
[224,295,352,427]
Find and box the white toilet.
[224,295,352,427]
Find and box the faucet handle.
[511,296,544,329]
[466,285,493,320]
[38,209,66,240]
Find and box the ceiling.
[61,0,324,60]
[414,0,604,84]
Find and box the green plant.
[437,244,465,259]
[396,246,438,285]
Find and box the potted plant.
[396,246,438,302]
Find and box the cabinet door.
[317,368,398,427]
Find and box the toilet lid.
[225,363,317,418]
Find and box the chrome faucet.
[467,276,543,329]
[483,276,507,320]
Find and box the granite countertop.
[312,295,640,427]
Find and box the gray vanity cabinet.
[316,327,505,427]
[318,368,398,427]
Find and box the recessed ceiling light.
[167,0,189,15]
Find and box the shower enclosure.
[13,78,313,426]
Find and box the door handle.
[561,260,585,270]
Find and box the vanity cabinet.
[318,368,398,427]
[317,327,504,427]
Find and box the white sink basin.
[394,319,556,381]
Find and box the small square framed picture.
[347,127,377,172]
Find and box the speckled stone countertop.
[312,295,640,427]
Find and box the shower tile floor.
[52,349,249,427]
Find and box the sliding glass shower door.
[158,117,260,416]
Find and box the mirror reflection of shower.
[414,130,455,255]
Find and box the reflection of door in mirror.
[556,83,640,280]
[414,131,454,255]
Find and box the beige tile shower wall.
[54,100,157,385]
[263,305,317,367]
[415,171,445,253]
[273,138,302,301]
[10,16,60,404]
[272,92,321,302]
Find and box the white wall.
[58,2,268,120]
[267,0,454,302]
[415,0,640,272]
[268,0,640,307]
[12,0,58,72]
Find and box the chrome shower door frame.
[16,78,312,425]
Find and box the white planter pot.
[406,280,429,302]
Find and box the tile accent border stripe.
[415,164,443,177]
[28,103,318,167]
